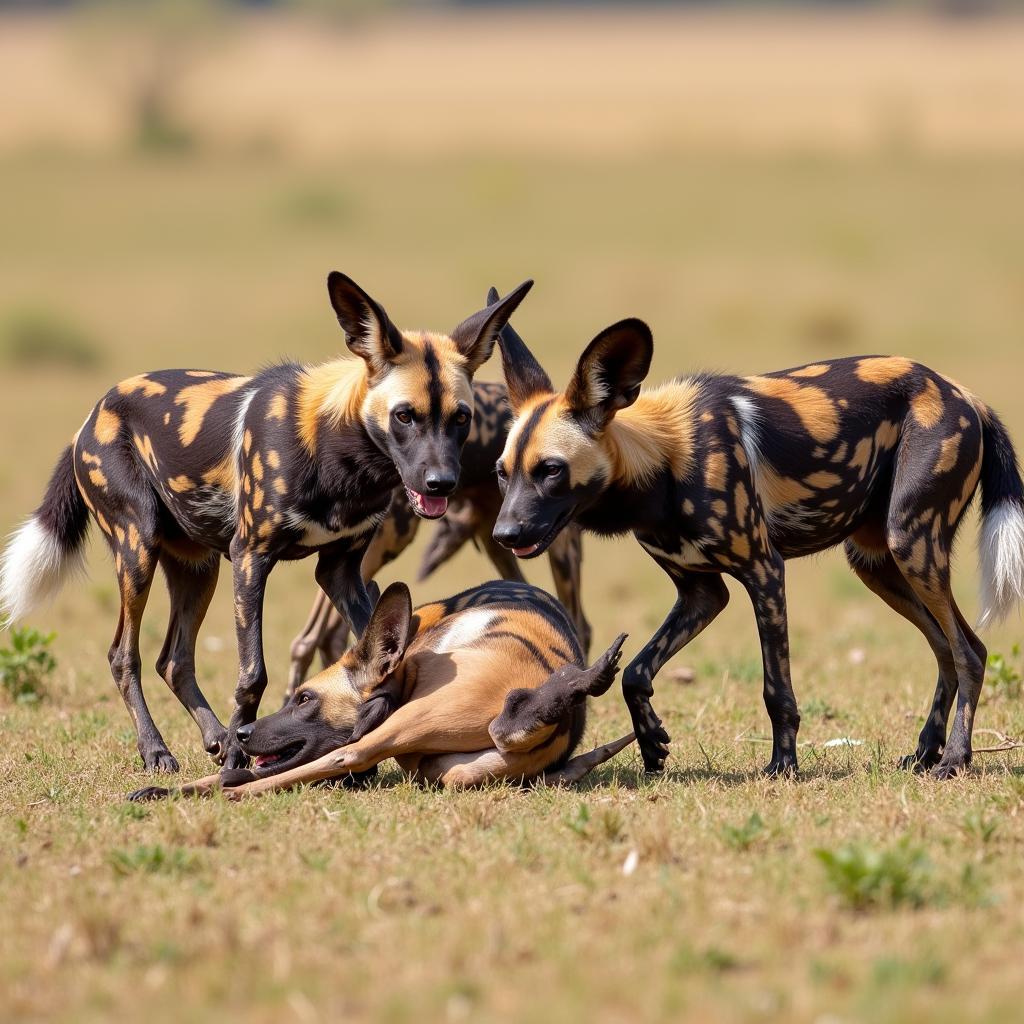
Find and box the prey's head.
[492,306,653,558]
[328,273,533,519]
[234,583,414,777]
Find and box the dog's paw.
[142,749,179,774]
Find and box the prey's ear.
[354,581,413,682]
[565,319,653,432]
[450,279,534,376]
[487,285,554,413]
[327,272,405,371]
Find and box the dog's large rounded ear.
[485,284,554,413]
[327,272,405,370]
[450,279,534,376]
[355,581,413,681]
[565,319,653,433]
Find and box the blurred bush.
[1,307,101,369]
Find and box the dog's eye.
[495,463,508,480]
[393,409,413,425]
[454,410,470,428]
[543,461,564,479]
[297,691,313,705]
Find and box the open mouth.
[405,487,449,520]
[512,513,572,560]
[246,740,305,775]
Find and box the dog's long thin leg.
[546,524,591,659]
[314,537,375,640]
[222,540,275,769]
[737,549,800,777]
[155,552,225,760]
[622,561,730,772]
[845,540,961,770]
[109,541,174,772]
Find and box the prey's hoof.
[127,785,170,802]
[142,749,179,774]
[762,757,798,779]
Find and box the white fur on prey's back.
[0,516,83,626]
[978,501,1024,629]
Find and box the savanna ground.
[3,9,1024,1023]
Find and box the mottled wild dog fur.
[129,581,633,801]
[0,274,532,773]
[493,315,1024,780]
[287,377,590,694]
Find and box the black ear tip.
[381,580,412,605]
[486,286,500,305]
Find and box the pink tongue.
[254,754,279,768]
[514,543,540,557]
[415,493,448,517]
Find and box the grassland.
[3,10,1024,1024]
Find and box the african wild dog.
[491,313,1024,779]
[129,580,634,801]
[0,273,532,773]
[287,376,590,695]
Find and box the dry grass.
[3,10,1024,1023]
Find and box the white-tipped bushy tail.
[976,406,1024,630]
[978,502,1024,629]
[0,516,84,625]
[0,445,90,628]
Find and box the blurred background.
[1,0,1023,705]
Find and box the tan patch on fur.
[804,471,842,489]
[93,404,121,445]
[874,420,900,450]
[175,376,250,447]
[730,532,751,559]
[934,433,962,474]
[790,363,830,378]
[133,434,158,471]
[117,374,167,398]
[734,482,749,523]
[711,498,727,517]
[911,378,944,429]
[251,452,264,481]
[168,475,193,493]
[855,356,915,385]
[297,359,370,456]
[268,393,288,421]
[185,370,216,378]
[704,451,727,491]
[79,449,101,467]
[202,455,236,491]
[88,468,107,488]
[273,477,287,495]
[127,523,140,552]
[849,437,873,478]
[757,465,814,514]
[266,449,280,470]
[743,376,839,443]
